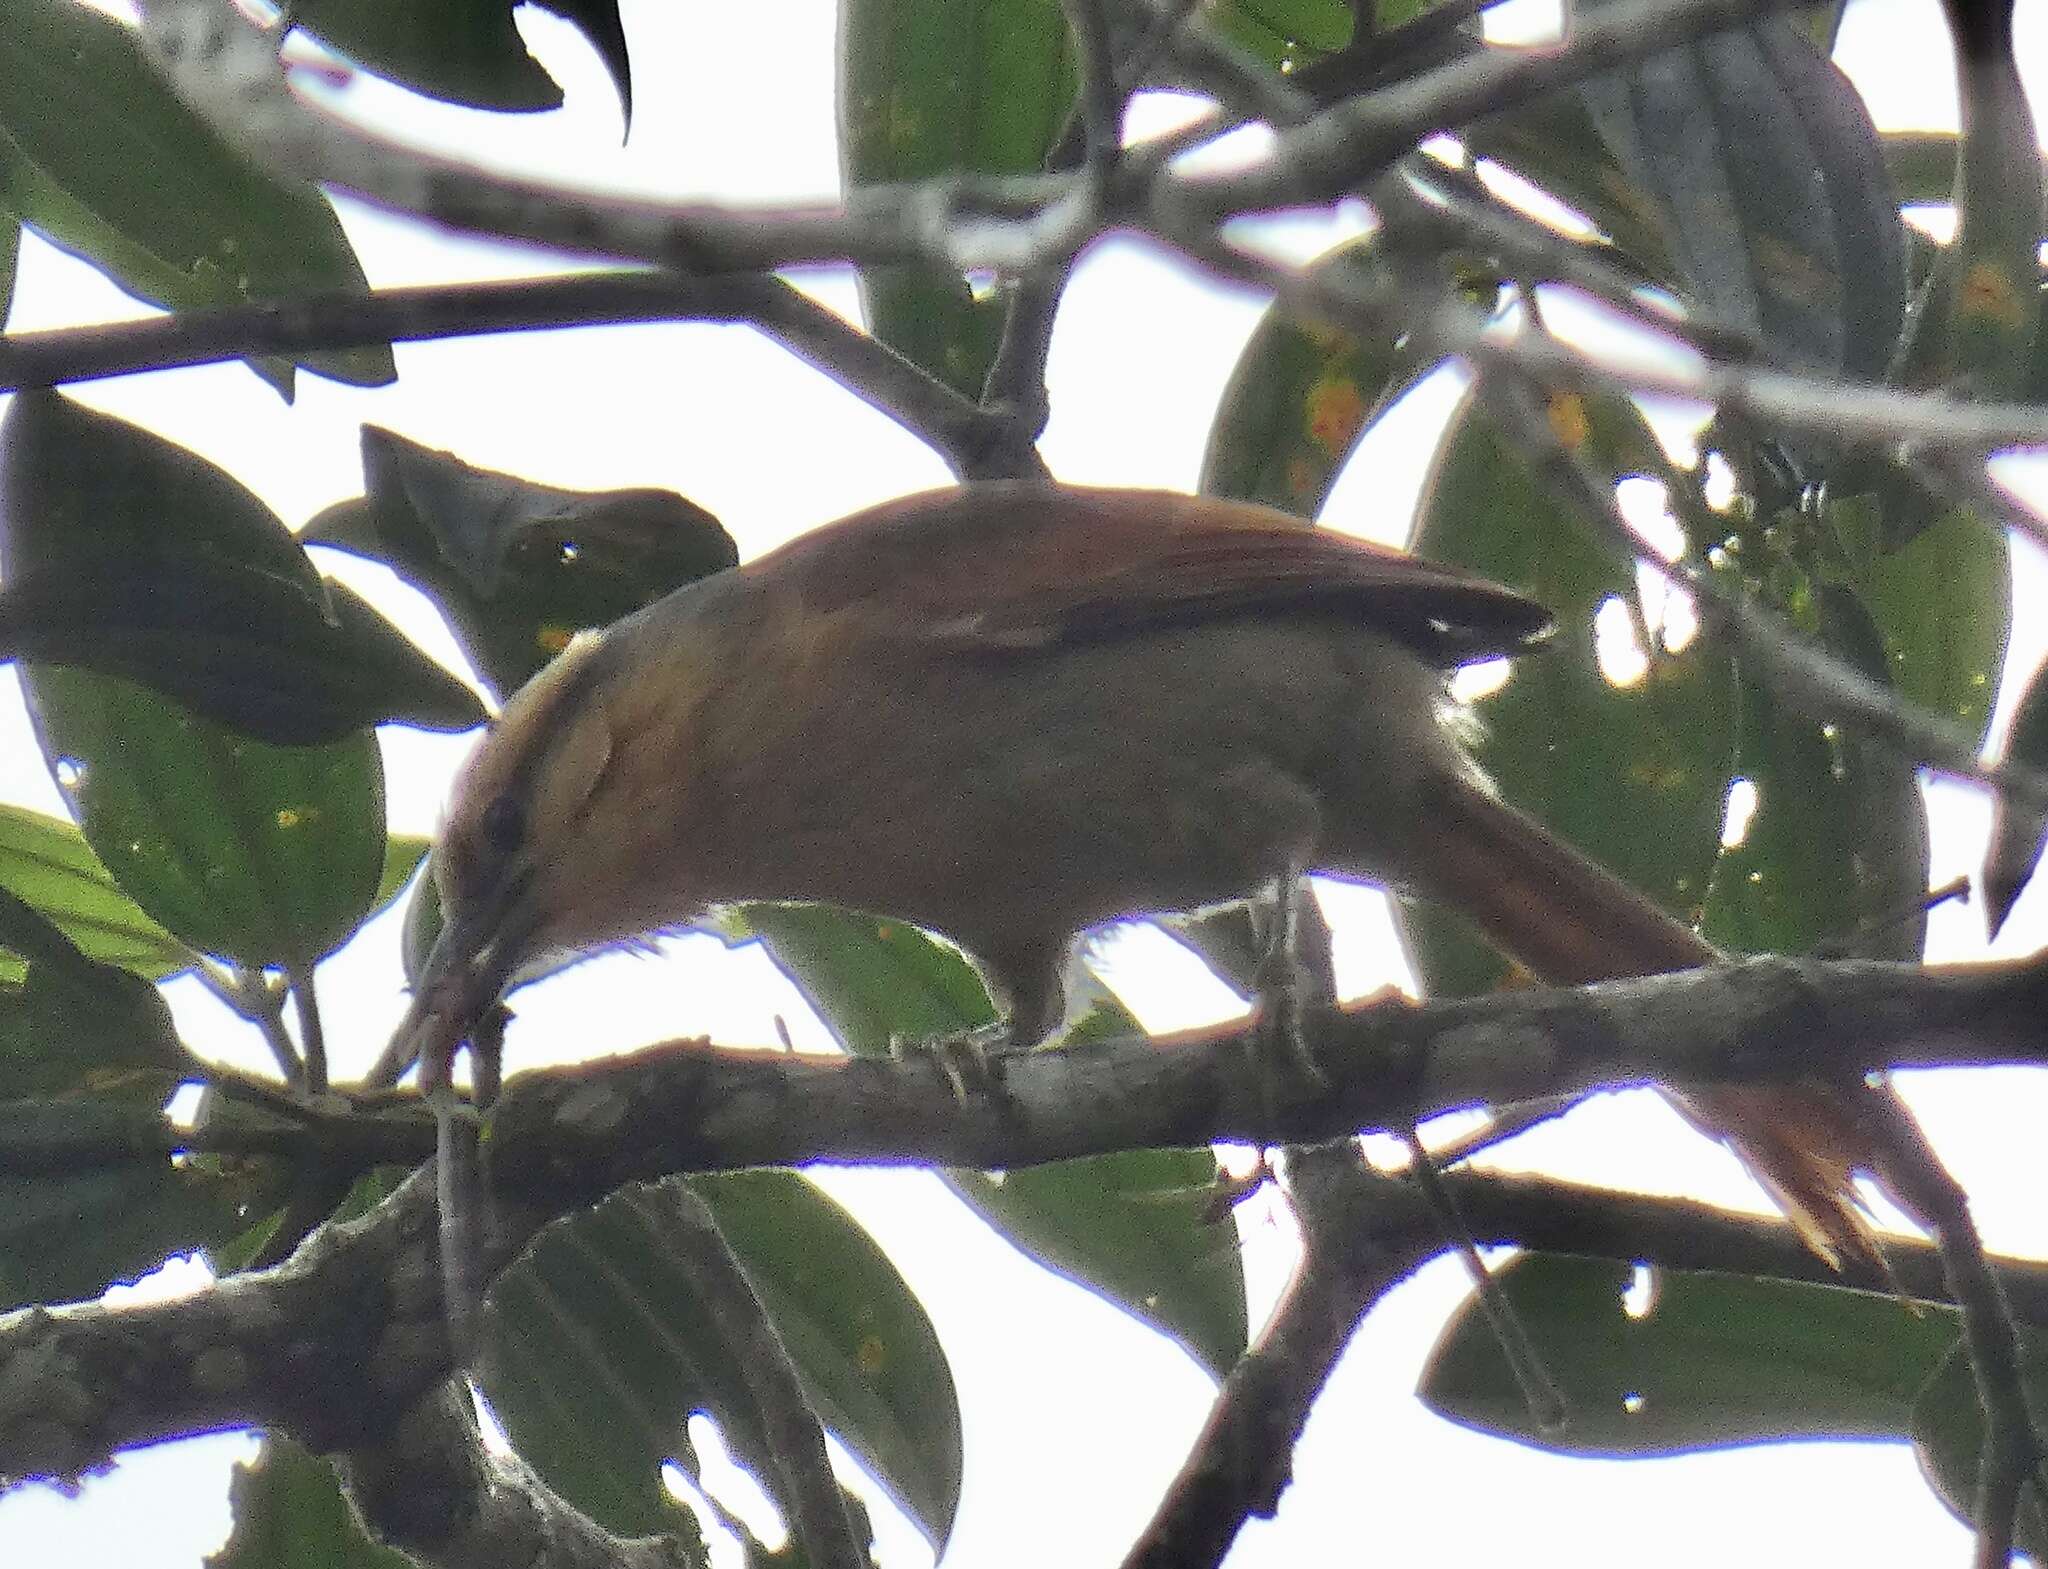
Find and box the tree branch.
[135,0,1099,277]
[0,271,1019,482]
[340,1384,697,1569]
[484,954,2048,1202]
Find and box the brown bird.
[387,481,1901,1269]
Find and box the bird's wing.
[754,483,1552,666]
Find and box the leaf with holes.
[1405,395,1736,996]
[1420,1253,1960,1455]
[1706,584,1928,960]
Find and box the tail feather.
[1406,769,1887,1273]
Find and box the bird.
[385,479,1909,1271]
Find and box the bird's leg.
[1249,871,1333,1103]
[890,946,1063,1102]
[434,1002,509,1366]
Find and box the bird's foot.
[1250,936,1330,1109]
[891,1018,1016,1104]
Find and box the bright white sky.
[2,0,2045,1563]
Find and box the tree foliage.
[0,0,2043,1565]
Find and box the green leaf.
[0,0,391,393]
[0,563,484,746]
[0,393,387,966]
[728,904,1247,1375]
[1212,0,1353,69]
[1891,4,2041,395]
[1881,131,1963,204]
[1572,19,1904,378]
[1858,506,2009,740]
[0,1104,247,1311]
[0,804,192,983]
[285,0,565,114]
[1984,652,2048,935]
[0,887,185,1099]
[1912,1337,2048,1558]
[478,1174,959,1547]
[1420,1253,1960,1455]
[950,1154,1244,1377]
[1200,265,1408,516]
[209,1436,415,1569]
[1706,584,1929,959]
[304,427,736,698]
[376,835,431,915]
[1406,397,1736,994]
[724,903,993,1057]
[699,1169,962,1543]
[837,0,1076,396]
[0,212,16,320]
[532,0,634,123]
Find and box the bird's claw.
[1251,943,1330,1101]
[892,1019,1015,1104]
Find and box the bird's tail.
[1406,767,1888,1273]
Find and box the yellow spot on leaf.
[1959,261,2029,332]
[1304,375,1366,456]
[275,808,302,829]
[857,1335,888,1377]
[1547,393,1590,449]
[536,624,575,656]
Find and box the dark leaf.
[1984,651,2048,936]
[1911,1337,2048,1558]
[1200,259,1410,516]
[0,0,391,393]
[1706,584,1929,960]
[209,1436,415,1569]
[478,1173,958,1546]
[533,0,635,123]
[0,804,192,984]
[0,1102,248,1311]
[304,427,735,697]
[0,885,185,1099]
[284,0,565,114]
[1891,2,2041,397]
[1406,395,1736,995]
[1574,17,1904,379]
[1420,1253,1960,1455]
[837,0,1076,396]
[727,903,1247,1374]
[0,393,387,966]
[0,563,483,746]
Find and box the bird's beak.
[367,876,538,1092]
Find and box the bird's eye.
[479,793,525,855]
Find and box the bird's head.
[381,611,714,1089]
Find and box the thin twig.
[1401,1128,1566,1431]
[192,960,302,1082]
[137,0,1101,276]
[1123,1142,1429,1569]
[1189,0,1802,212]
[286,961,326,1096]
[0,271,1019,481]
